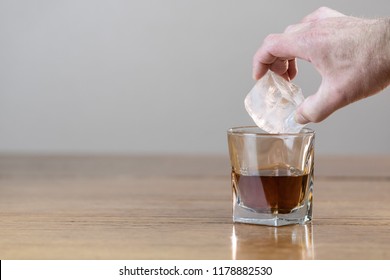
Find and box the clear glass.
[227,126,315,226]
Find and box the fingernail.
[295,112,309,124]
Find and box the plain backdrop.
[0,0,389,155]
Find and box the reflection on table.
[232,224,314,260]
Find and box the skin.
[252,7,390,124]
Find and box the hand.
[252,7,390,124]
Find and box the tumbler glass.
[227,126,315,226]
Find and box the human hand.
[252,7,390,124]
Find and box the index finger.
[252,33,309,80]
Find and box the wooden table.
[0,155,389,259]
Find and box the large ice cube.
[244,71,305,133]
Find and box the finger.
[252,34,308,80]
[295,93,332,124]
[252,63,270,80]
[252,36,278,80]
[268,58,297,81]
[300,6,345,23]
[295,83,341,124]
[287,59,298,80]
[269,58,289,77]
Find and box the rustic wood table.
[0,155,389,259]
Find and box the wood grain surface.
[0,155,389,259]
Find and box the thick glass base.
[233,208,312,227]
[233,191,313,227]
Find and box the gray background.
[1,0,389,155]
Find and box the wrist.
[367,18,390,91]
[378,18,390,78]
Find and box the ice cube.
[244,71,305,133]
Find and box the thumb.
[295,83,340,124]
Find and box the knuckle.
[284,24,294,33]
[316,6,331,14]
[263,33,279,44]
[262,33,281,51]
[284,24,301,33]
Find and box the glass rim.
[227,126,315,136]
